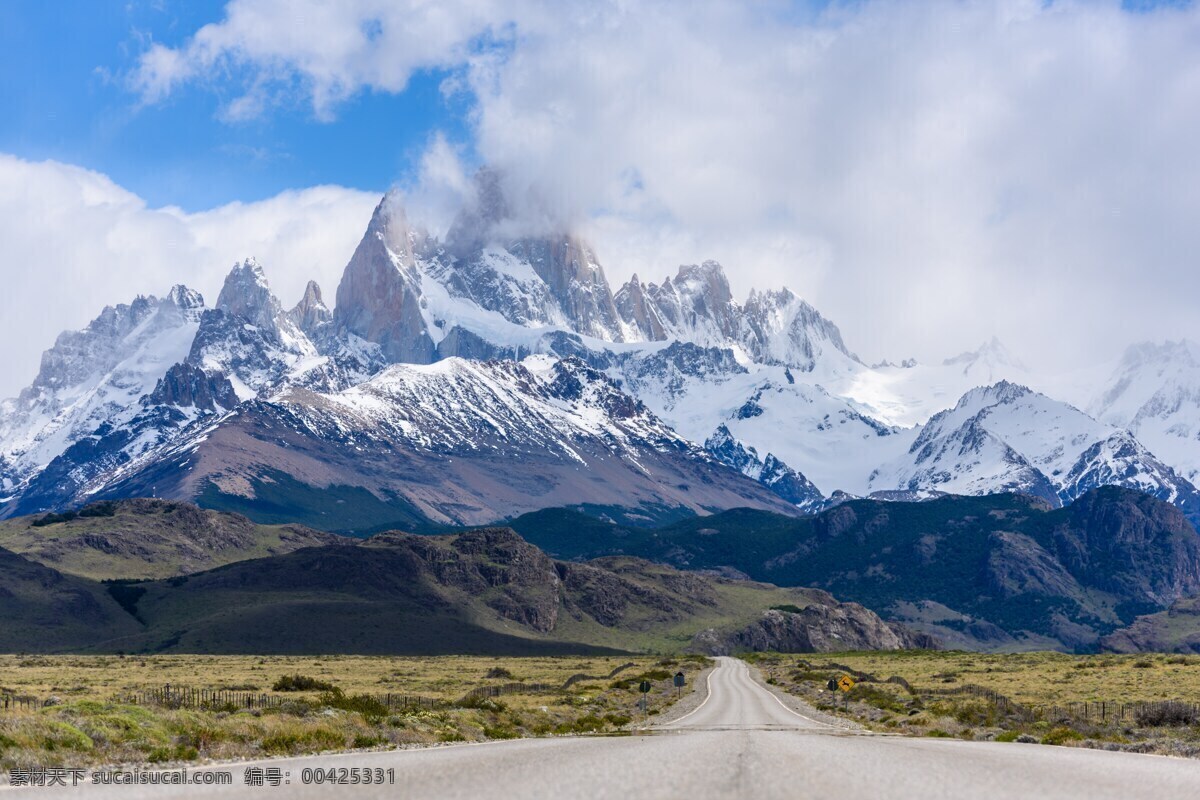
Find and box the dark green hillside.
[508,488,1200,652]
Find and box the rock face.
[612,263,859,372]
[333,194,436,364]
[1100,596,1200,654]
[148,363,239,412]
[691,602,935,655]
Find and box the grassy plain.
[750,650,1200,758]
[0,654,706,772]
[798,650,1200,705]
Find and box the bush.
[1134,702,1200,727]
[1132,660,1155,669]
[485,667,514,680]
[352,734,386,748]
[847,685,908,714]
[454,695,507,712]
[318,690,389,722]
[483,725,520,740]
[994,730,1022,743]
[1041,726,1084,746]
[261,727,343,754]
[273,675,338,692]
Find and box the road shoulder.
[744,659,864,731]
[645,664,715,728]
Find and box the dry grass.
[794,651,1200,705]
[749,651,1200,759]
[0,654,708,771]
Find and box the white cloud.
[131,0,520,119]
[0,154,378,397]
[118,0,1200,374]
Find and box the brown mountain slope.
[0,498,342,580]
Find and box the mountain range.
[507,486,1200,653]
[0,501,921,656]
[2,171,1199,533]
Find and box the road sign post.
[639,680,651,717]
[673,671,685,697]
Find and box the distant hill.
[507,487,1200,652]
[0,546,142,651]
[0,498,342,580]
[0,526,921,656]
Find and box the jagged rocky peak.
[19,286,206,399]
[433,167,626,341]
[166,284,206,317]
[614,273,666,341]
[288,280,331,339]
[333,191,436,364]
[215,258,286,337]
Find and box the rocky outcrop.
[690,602,936,655]
[1100,596,1200,654]
[148,363,238,412]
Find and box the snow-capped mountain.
[1089,341,1200,484]
[703,424,823,511]
[2,173,1198,529]
[868,381,1200,518]
[616,265,859,373]
[0,286,204,493]
[35,357,797,527]
[189,258,323,399]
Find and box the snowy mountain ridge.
[2,176,1199,528]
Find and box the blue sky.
[0,1,472,210]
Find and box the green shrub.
[273,675,338,692]
[925,729,951,738]
[994,730,1022,743]
[482,725,520,740]
[40,722,94,752]
[847,684,907,714]
[318,690,388,722]
[261,727,343,754]
[1041,726,1084,746]
[351,735,386,748]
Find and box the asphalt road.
[9,656,1200,799]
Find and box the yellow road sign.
[837,675,855,693]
